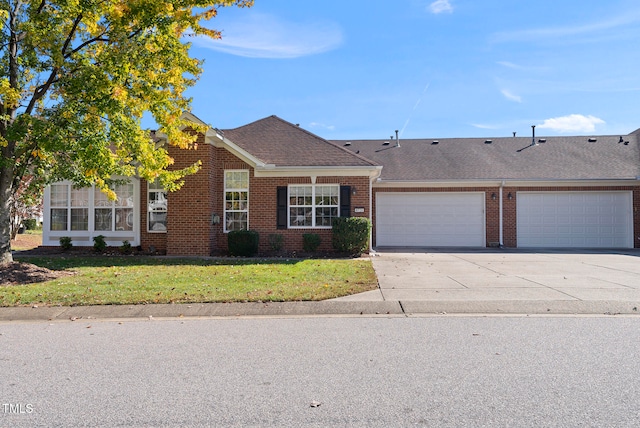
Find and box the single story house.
[41,113,640,254]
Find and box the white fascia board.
[253,165,382,179]
[208,133,267,168]
[374,178,640,188]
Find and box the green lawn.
[2,256,378,307]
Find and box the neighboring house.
[41,113,640,253]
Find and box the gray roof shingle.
[334,133,640,181]
[222,116,377,168]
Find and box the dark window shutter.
[340,186,351,217]
[277,187,287,229]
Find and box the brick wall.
[164,132,215,256]
[211,147,371,254]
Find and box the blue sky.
[174,0,640,139]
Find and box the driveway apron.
[370,249,640,311]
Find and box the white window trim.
[288,184,340,229]
[224,170,249,233]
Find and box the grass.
[2,256,378,307]
[11,229,42,251]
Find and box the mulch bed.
[1,262,74,286]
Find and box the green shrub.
[120,240,132,254]
[23,218,38,230]
[228,230,259,257]
[332,217,371,256]
[59,236,73,251]
[268,233,284,251]
[302,233,321,252]
[93,235,107,253]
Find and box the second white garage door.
[376,192,485,247]
[517,192,633,248]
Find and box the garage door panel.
[517,192,632,248]
[377,193,485,247]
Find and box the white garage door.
[376,192,485,247]
[517,192,633,248]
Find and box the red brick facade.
[139,140,373,256]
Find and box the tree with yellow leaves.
[0,0,252,264]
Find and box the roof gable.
[222,116,377,168]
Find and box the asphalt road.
[1,316,639,427]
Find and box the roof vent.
[538,139,547,143]
[588,138,597,142]
[344,142,351,146]
[431,140,439,145]
[619,136,624,143]
[484,140,492,144]
[382,141,390,146]
[624,141,629,145]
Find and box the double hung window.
[224,170,249,232]
[148,179,168,232]
[289,185,339,228]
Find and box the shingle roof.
[222,116,377,168]
[334,133,640,181]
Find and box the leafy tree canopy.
[0,0,253,263]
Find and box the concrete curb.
[401,300,640,315]
[0,301,404,322]
[1,300,639,322]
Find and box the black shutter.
[277,187,287,229]
[340,186,351,217]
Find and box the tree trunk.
[0,163,15,266]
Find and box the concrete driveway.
[343,249,640,314]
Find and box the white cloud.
[192,13,343,59]
[471,123,500,130]
[429,0,453,14]
[309,122,335,131]
[501,89,522,103]
[538,114,605,133]
[491,12,640,44]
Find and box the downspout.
[369,175,375,253]
[499,180,505,247]
[369,169,382,253]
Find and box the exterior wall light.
[508,193,513,200]
[491,193,497,200]
[211,213,221,225]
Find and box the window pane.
[50,184,68,207]
[225,171,249,190]
[70,208,88,231]
[149,191,167,211]
[115,183,134,207]
[290,207,312,227]
[71,188,89,207]
[94,189,111,207]
[116,208,133,231]
[95,208,112,231]
[50,209,67,231]
[149,212,167,231]
[315,207,338,227]
[225,212,247,231]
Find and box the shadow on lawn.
[13,254,344,271]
